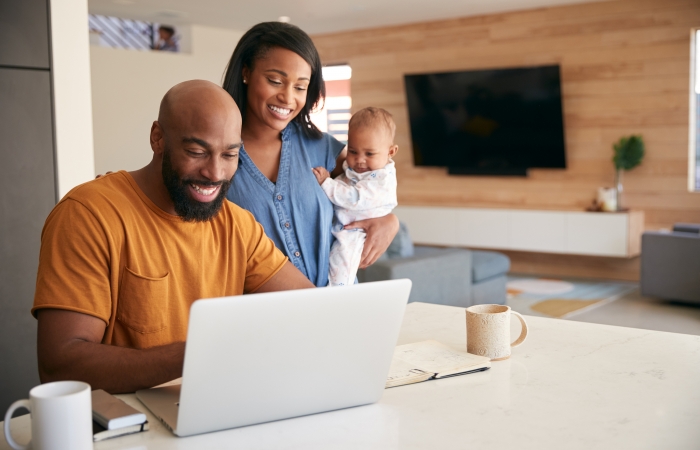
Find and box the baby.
[312,107,398,286]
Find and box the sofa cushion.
[385,221,414,259]
[673,223,700,234]
[471,250,510,283]
[359,247,473,307]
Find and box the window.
[311,65,352,144]
[691,28,700,191]
[88,14,181,53]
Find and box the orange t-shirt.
[32,171,288,349]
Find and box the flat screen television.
[404,65,566,176]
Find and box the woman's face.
[242,47,312,133]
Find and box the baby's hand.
[312,167,330,185]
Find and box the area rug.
[507,276,637,319]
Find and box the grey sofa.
[358,223,510,307]
[640,223,700,303]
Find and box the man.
[33,80,314,393]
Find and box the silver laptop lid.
[176,279,411,437]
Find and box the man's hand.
[343,213,399,268]
[37,309,185,394]
[312,167,330,185]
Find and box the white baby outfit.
[321,160,397,286]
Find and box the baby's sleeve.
[321,169,396,211]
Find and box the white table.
[3,302,700,449]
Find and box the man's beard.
[162,148,232,222]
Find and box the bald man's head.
[150,80,243,222]
[158,80,242,137]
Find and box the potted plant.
[612,135,645,211]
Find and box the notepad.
[92,389,147,430]
[385,340,491,388]
[93,420,149,442]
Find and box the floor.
[566,287,700,336]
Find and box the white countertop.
[3,302,700,449]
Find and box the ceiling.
[87,0,604,35]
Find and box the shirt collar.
[281,122,296,141]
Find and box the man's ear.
[150,121,164,155]
[389,144,399,159]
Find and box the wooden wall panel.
[312,0,700,281]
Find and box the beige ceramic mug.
[466,304,528,361]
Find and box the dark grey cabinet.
[0,0,51,69]
[0,68,56,413]
[0,0,56,414]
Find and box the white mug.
[466,304,528,361]
[4,381,93,450]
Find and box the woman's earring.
[243,79,247,84]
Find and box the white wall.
[90,25,244,175]
[50,0,95,199]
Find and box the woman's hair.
[222,22,325,139]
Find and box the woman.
[222,22,398,287]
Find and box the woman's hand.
[95,171,113,179]
[344,213,399,268]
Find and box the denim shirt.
[226,122,345,287]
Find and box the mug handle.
[510,311,528,348]
[4,399,31,450]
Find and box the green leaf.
[612,135,645,171]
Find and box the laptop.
[135,279,412,437]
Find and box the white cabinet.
[565,212,628,256]
[396,206,458,246]
[394,206,643,257]
[457,209,509,248]
[509,211,567,253]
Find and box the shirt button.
[277,195,282,200]
[294,251,300,257]
[285,222,290,228]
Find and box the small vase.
[614,169,623,211]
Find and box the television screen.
[404,65,566,175]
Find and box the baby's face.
[346,125,398,173]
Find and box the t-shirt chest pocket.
[117,267,170,333]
